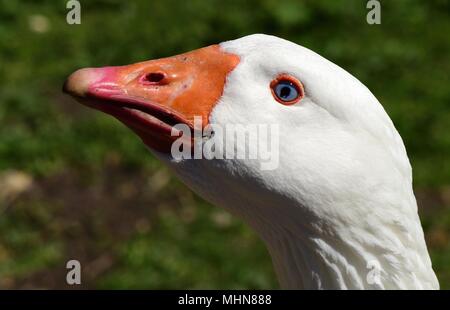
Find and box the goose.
[63,34,439,290]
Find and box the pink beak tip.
[63,68,101,97]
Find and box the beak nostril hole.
[142,72,166,84]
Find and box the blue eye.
[271,76,304,105]
[274,81,298,102]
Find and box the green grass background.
[0,0,449,288]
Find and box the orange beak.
[63,45,239,153]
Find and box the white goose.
[64,34,439,289]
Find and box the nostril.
[141,72,167,84]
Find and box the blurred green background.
[0,0,449,289]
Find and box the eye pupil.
[280,86,291,99]
[274,81,299,102]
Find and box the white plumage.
[161,34,439,289]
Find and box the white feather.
[155,34,438,289]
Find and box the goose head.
[64,34,438,289]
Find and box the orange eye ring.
[270,74,304,105]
